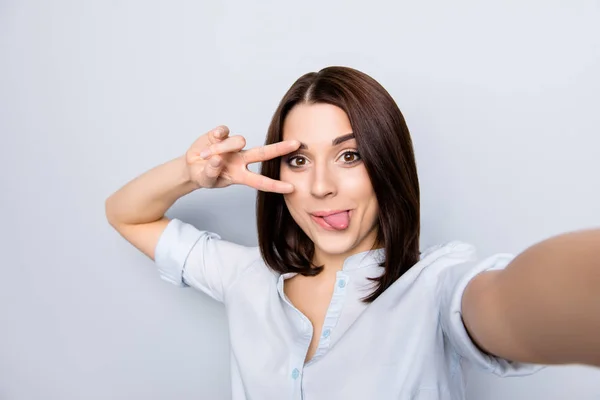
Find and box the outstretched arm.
[462,228,600,367]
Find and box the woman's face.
[280,103,380,263]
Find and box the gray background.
[1,0,600,399]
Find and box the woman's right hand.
[184,125,301,193]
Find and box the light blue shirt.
[154,218,544,399]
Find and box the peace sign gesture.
[185,125,300,193]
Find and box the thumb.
[202,155,224,187]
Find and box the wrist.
[178,154,202,191]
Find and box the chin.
[311,234,359,256]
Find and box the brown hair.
[256,66,420,303]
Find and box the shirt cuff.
[447,253,546,377]
[154,218,203,287]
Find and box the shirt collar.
[278,248,385,282]
[342,248,385,271]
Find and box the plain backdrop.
[1,0,599,399]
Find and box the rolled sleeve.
[439,252,546,377]
[153,218,261,303]
[154,218,207,287]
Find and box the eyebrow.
[297,133,355,150]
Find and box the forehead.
[282,103,353,144]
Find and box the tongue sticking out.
[322,211,350,230]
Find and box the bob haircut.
[256,66,420,303]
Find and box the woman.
[105,66,600,399]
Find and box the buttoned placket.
[305,271,350,366]
[277,273,312,398]
[275,249,384,398]
[277,271,351,398]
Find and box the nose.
[310,163,336,198]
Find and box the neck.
[312,231,382,274]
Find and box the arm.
[104,126,300,301]
[105,154,200,260]
[462,228,600,367]
[105,126,300,262]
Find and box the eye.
[338,150,361,165]
[286,155,308,168]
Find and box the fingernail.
[199,150,211,159]
[209,157,221,167]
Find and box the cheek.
[344,170,378,222]
[370,198,380,232]
[280,168,298,187]
[368,201,379,224]
[281,169,311,196]
[283,192,302,219]
[281,170,306,220]
[283,195,310,233]
[283,194,294,210]
[340,168,374,197]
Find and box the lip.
[310,209,350,217]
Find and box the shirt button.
[291,368,300,379]
[323,329,331,338]
[337,280,346,288]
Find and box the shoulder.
[417,240,479,286]
[419,240,517,305]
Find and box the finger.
[202,155,224,186]
[242,172,295,194]
[242,140,301,164]
[194,126,230,151]
[211,125,230,141]
[206,125,230,145]
[200,135,246,159]
[188,126,231,164]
